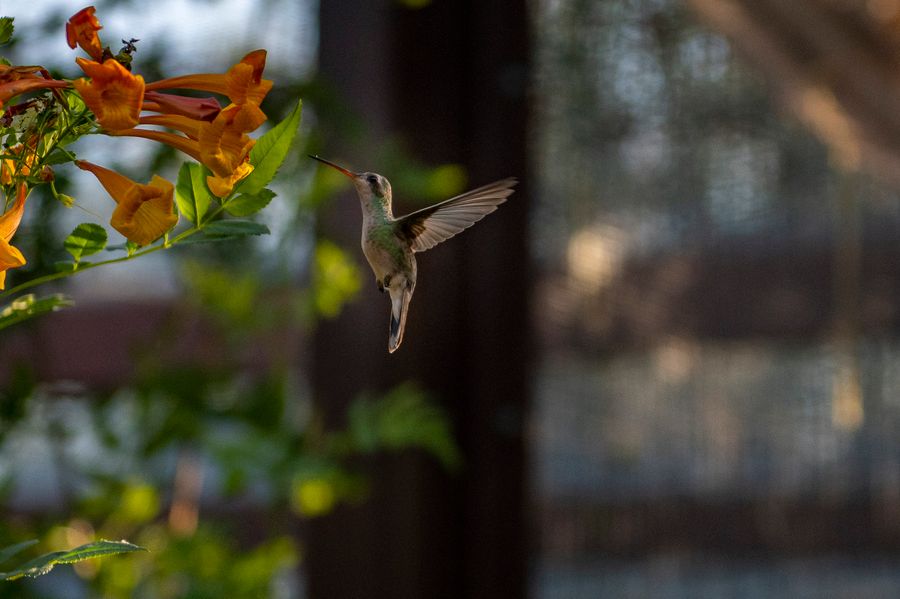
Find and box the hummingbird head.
[357,172,391,203]
[309,155,392,211]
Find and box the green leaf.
[237,99,302,195]
[43,147,76,166]
[175,163,212,227]
[53,261,77,272]
[0,18,13,46]
[64,223,107,261]
[176,232,242,245]
[347,385,462,470]
[224,188,276,217]
[0,541,37,566]
[0,540,146,581]
[0,294,74,331]
[203,219,270,237]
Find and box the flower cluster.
[0,5,274,288]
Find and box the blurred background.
[5,0,900,597]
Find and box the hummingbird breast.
[361,222,416,285]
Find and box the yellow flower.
[198,104,257,196]
[145,49,272,109]
[0,183,29,290]
[73,58,145,131]
[76,161,177,246]
[65,6,105,62]
[0,143,38,186]
[207,159,253,198]
[109,127,203,163]
[97,50,273,198]
[113,104,259,197]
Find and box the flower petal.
[138,114,203,139]
[73,58,145,131]
[0,78,69,109]
[109,128,203,162]
[109,175,177,246]
[142,90,220,122]
[77,162,177,246]
[145,50,272,110]
[207,160,253,198]
[198,104,257,177]
[75,160,134,201]
[66,6,104,61]
[0,183,28,242]
[0,184,29,289]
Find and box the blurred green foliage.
[0,257,460,595]
[312,240,361,319]
[0,3,472,595]
[0,219,460,597]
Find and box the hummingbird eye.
[366,174,378,185]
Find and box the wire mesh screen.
[531,0,900,596]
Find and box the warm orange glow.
[0,184,29,289]
[138,114,203,140]
[198,104,256,175]
[110,127,203,163]
[145,49,272,110]
[207,160,253,198]
[76,161,177,246]
[73,58,145,131]
[197,104,258,196]
[66,6,104,62]
[114,113,255,198]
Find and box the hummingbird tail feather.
[388,285,412,353]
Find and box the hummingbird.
[310,155,517,353]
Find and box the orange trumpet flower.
[73,58,145,131]
[76,161,177,246]
[66,6,104,62]
[0,183,29,289]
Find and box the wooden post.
[309,1,530,597]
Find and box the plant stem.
[0,203,229,299]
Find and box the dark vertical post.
[310,1,530,597]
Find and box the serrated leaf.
[0,18,14,46]
[64,223,107,261]
[224,188,276,217]
[0,294,74,331]
[0,540,146,581]
[175,163,212,227]
[236,99,302,195]
[203,219,270,237]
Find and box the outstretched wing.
[395,178,517,253]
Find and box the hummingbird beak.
[309,155,356,179]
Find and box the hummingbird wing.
[395,178,517,252]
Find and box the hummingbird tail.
[388,284,413,353]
